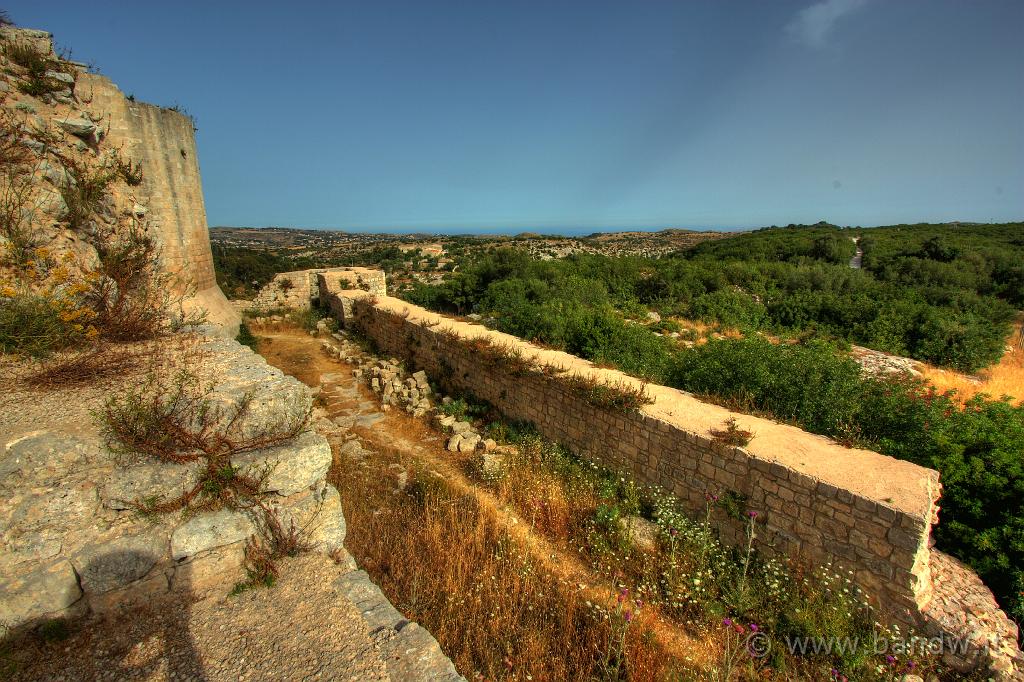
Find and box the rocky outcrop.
[0,332,337,630]
[0,26,238,336]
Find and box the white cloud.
[786,0,869,48]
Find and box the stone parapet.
[328,290,1021,678]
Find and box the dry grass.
[920,321,1024,405]
[22,342,150,388]
[334,456,681,681]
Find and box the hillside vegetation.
[401,222,1024,625]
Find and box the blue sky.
[8,1,1023,233]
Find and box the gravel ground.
[6,555,392,682]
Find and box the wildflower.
[749,623,759,632]
[722,618,732,626]
[624,610,634,623]
[747,510,758,519]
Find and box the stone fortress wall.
[1,25,240,334]
[311,274,1021,678]
[74,70,239,333]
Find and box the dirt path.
[255,326,713,676]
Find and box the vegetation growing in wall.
[1,39,73,97]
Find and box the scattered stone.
[479,452,505,479]
[446,434,463,452]
[45,70,75,85]
[56,116,98,141]
[451,421,472,435]
[457,433,481,453]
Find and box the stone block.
[71,533,165,594]
[232,430,330,496]
[171,509,255,560]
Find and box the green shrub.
[0,291,86,357]
[236,321,258,351]
[670,337,863,435]
[2,40,69,97]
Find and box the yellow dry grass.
[920,321,1024,405]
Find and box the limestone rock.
[232,430,330,496]
[0,558,82,628]
[171,509,254,560]
[446,434,463,452]
[2,431,101,490]
[45,70,74,85]
[57,116,97,141]
[101,460,204,510]
[621,516,660,553]
[274,484,346,553]
[451,421,472,435]
[457,433,480,453]
[71,534,165,594]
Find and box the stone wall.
[75,70,239,333]
[251,267,387,312]
[324,287,1022,678]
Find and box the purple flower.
[747,510,758,519]
[749,623,759,632]
[885,655,895,665]
[624,610,634,623]
[722,618,732,626]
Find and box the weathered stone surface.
[71,534,165,594]
[451,421,472,435]
[101,460,203,510]
[621,516,660,552]
[479,452,505,479]
[336,569,465,682]
[275,484,346,553]
[232,430,330,496]
[446,434,463,452]
[457,433,481,453]
[1,431,102,490]
[171,509,255,560]
[45,70,74,85]
[0,558,82,627]
[56,116,97,139]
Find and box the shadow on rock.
[1,550,207,681]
